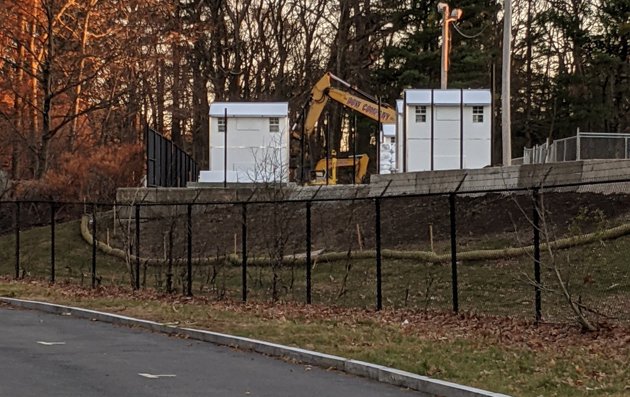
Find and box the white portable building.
[400,89,491,172]
[200,102,290,183]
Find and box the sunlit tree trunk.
[69,0,97,148]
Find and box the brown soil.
[105,191,630,258]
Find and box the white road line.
[138,373,177,379]
[36,341,66,346]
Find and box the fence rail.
[1,178,630,325]
[520,130,630,165]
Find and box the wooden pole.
[356,223,364,251]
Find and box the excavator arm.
[303,72,396,138]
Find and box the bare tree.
[536,191,598,331]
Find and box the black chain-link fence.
[1,180,630,326]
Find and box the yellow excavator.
[299,72,396,185]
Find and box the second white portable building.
[399,89,492,172]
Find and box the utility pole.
[501,0,512,166]
[438,2,462,90]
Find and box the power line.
[451,23,489,39]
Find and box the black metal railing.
[146,126,197,187]
[1,177,630,325]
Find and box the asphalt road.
[0,306,417,396]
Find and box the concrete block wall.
[116,160,630,205]
[116,185,372,204]
[370,159,630,196]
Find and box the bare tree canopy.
[0,0,627,197]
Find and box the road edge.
[1,297,511,397]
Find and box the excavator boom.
[303,72,396,138]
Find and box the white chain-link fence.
[513,130,630,165]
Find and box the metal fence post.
[325,113,330,185]
[576,128,581,160]
[167,228,173,294]
[375,198,383,311]
[50,202,55,284]
[353,115,357,185]
[187,203,193,297]
[92,203,97,289]
[377,96,382,173]
[449,193,459,313]
[224,108,228,188]
[135,204,140,290]
[533,189,542,323]
[306,201,312,304]
[15,201,20,279]
[300,107,306,184]
[241,203,248,302]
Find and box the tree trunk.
[11,13,26,179]
[36,2,55,179]
[69,0,95,148]
[28,5,39,178]
[156,59,165,134]
[191,50,210,170]
[171,42,182,146]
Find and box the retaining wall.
[116,160,630,204]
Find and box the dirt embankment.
[100,192,630,259]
